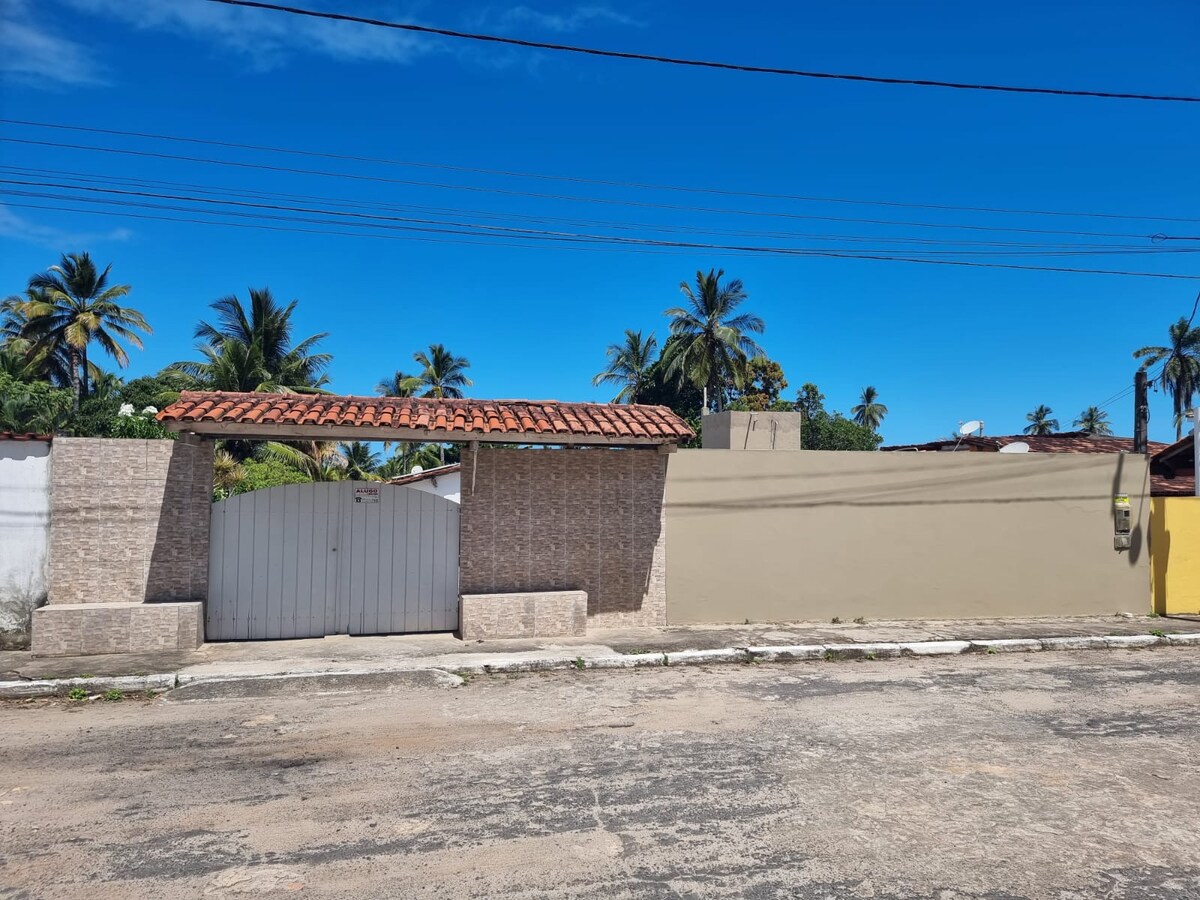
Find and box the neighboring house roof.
[882,432,1169,455]
[1150,434,1196,497]
[386,463,461,487]
[158,392,694,445]
[0,432,51,442]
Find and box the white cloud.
[488,5,641,33]
[59,0,437,69]
[0,204,133,249]
[0,0,107,87]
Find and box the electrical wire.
[203,0,1200,103]
[2,137,1178,242]
[8,190,1200,279]
[5,178,1197,259]
[3,119,1196,224]
[0,165,1170,252]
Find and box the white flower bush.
[118,403,135,417]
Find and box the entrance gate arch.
[207,482,459,640]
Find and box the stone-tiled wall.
[460,590,587,640]
[47,438,213,605]
[459,447,667,628]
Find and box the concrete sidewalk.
[1,614,1198,699]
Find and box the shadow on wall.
[145,439,213,603]
[459,448,666,622]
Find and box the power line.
[0,165,1168,252]
[3,119,1197,225]
[5,178,1197,259]
[2,137,1176,242]
[204,0,1200,104]
[9,189,1200,280]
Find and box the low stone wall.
[460,591,587,640]
[31,601,203,657]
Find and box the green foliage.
[726,357,788,411]
[804,410,883,451]
[167,288,331,394]
[411,343,472,399]
[0,374,73,433]
[1074,406,1113,436]
[23,253,150,405]
[851,386,888,432]
[109,411,172,440]
[593,329,658,404]
[67,687,88,701]
[103,689,123,702]
[663,269,764,411]
[232,458,312,494]
[1024,405,1059,436]
[1133,316,1200,440]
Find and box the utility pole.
[1133,369,1148,455]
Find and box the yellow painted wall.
[1151,497,1200,615]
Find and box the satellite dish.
[410,465,424,475]
[999,442,1030,454]
[959,419,984,436]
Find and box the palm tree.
[1024,405,1059,436]
[376,443,443,479]
[851,386,888,431]
[168,288,331,394]
[411,344,472,399]
[663,269,764,411]
[22,253,150,405]
[339,442,381,481]
[260,440,345,481]
[1074,406,1113,435]
[593,330,658,404]
[1134,317,1200,440]
[376,371,418,397]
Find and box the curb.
[0,673,175,699]
[2,632,1197,699]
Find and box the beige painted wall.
[666,450,1150,623]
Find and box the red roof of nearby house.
[1150,434,1196,497]
[385,463,461,487]
[158,392,695,443]
[882,432,1169,455]
[0,432,52,442]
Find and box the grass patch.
[103,689,123,702]
[66,687,88,701]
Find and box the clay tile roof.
[157,392,695,444]
[1150,434,1196,497]
[882,432,1170,455]
[0,431,51,442]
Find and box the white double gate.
[206,482,460,640]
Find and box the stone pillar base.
[31,602,203,657]
[460,591,587,640]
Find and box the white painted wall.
[0,440,51,646]
[404,470,461,504]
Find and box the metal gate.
[206,482,460,640]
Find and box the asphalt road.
[2,650,1198,899]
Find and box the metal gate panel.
[207,482,458,640]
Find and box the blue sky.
[1,0,1197,444]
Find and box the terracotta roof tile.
[158,392,695,444]
[882,432,1170,455]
